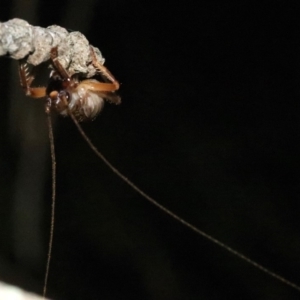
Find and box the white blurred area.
[0,282,49,300]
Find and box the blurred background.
[1,1,300,299]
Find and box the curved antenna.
[68,110,300,293]
[43,111,57,299]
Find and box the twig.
[0,18,105,77]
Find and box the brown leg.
[50,47,70,79]
[80,80,119,92]
[18,61,46,98]
[90,46,120,91]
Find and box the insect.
[13,44,300,299]
[18,46,120,121]
[17,45,121,298]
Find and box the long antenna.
[43,112,57,299]
[68,111,300,293]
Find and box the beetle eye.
[58,91,70,105]
[53,91,70,112]
[63,91,70,101]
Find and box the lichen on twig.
[0,18,105,77]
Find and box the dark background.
[1,1,300,299]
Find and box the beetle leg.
[89,46,120,91]
[79,79,121,104]
[79,80,119,92]
[50,47,70,79]
[78,80,121,104]
[18,61,46,98]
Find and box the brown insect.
[14,43,300,298]
[17,45,121,298]
[18,46,120,121]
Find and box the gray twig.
[0,18,105,77]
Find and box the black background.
[1,1,300,299]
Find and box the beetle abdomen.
[65,85,105,121]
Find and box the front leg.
[18,61,46,98]
[50,47,70,79]
[90,46,120,91]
